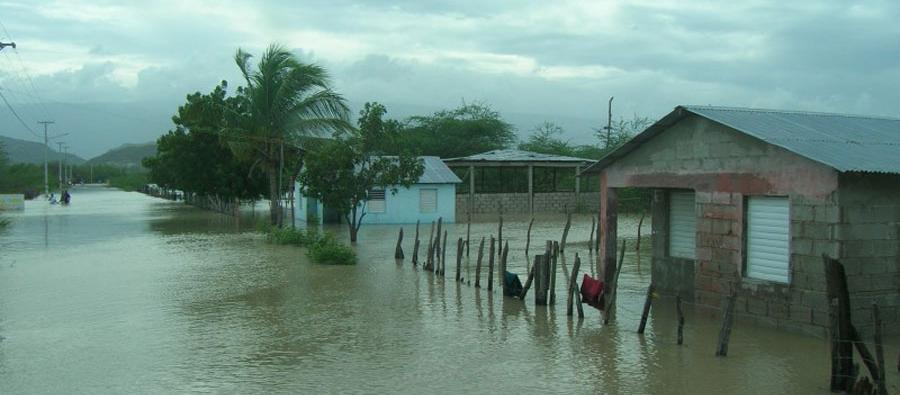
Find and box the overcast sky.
[1,1,899,158]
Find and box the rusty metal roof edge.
[580,105,900,176]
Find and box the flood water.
[1,186,897,393]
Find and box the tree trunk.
[267,166,281,226]
[349,206,359,243]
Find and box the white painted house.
[294,156,462,225]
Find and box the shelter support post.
[528,165,534,215]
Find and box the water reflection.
[0,187,896,393]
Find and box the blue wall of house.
[293,181,457,225]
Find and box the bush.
[0,217,9,229]
[262,225,356,265]
[108,172,148,192]
[307,233,357,265]
[266,225,317,246]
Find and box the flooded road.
[1,187,895,393]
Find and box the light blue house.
[294,156,462,225]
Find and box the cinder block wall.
[455,192,600,214]
[837,173,900,335]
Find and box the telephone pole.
[56,141,65,192]
[604,97,614,148]
[38,121,55,196]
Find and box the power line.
[0,18,52,119]
[0,88,41,138]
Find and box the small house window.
[368,189,386,213]
[746,196,790,283]
[420,189,437,213]
[669,191,696,259]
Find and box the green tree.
[300,106,424,243]
[356,102,404,154]
[227,44,352,226]
[402,102,516,158]
[518,121,577,156]
[143,82,267,203]
[597,114,652,151]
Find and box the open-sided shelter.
[444,149,596,215]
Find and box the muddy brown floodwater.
[1,186,897,393]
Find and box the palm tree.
[229,44,351,226]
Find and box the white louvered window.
[420,189,437,213]
[669,191,696,259]
[746,196,790,283]
[368,189,386,213]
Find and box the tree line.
[141,43,653,241]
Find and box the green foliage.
[261,224,356,265]
[597,114,653,150]
[518,122,575,155]
[108,172,148,192]
[400,102,516,158]
[300,104,425,241]
[142,81,266,202]
[307,232,357,265]
[227,43,352,226]
[0,216,10,230]
[266,225,317,246]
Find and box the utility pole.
[56,142,65,192]
[63,145,70,186]
[604,97,614,148]
[38,121,55,196]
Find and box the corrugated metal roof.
[582,105,900,175]
[444,149,594,163]
[418,156,462,184]
[684,106,900,173]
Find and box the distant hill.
[86,142,157,169]
[0,134,86,165]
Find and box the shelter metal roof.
[582,105,900,175]
[444,149,595,164]
[417,156,463,184]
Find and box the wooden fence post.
[412,220,420,265]
[589,215,595,253]
[715,289,737,357]
[500,241,509,294]
[550,241,559,304]
[455,238,463,282]
[824,255,854,391]
[567,254,582,316]
[635,211,645,269]
[435,217,443,265]
[603,239,627,325]
[395,228,404,260]
[498,213,503,260]
[534,255,549,305]
[637,283,654,334]
[441,230,448,276]
[487,236,496,291]
[560,211,571,253]
[475,237,485,288]
[525,217,534,263]
[873,303,887,395]
[676,295,684,345]
[520,259,537,300]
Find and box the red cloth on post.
[580,274,604,309]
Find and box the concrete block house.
[294,156,461,225]
[582,105,900,335]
